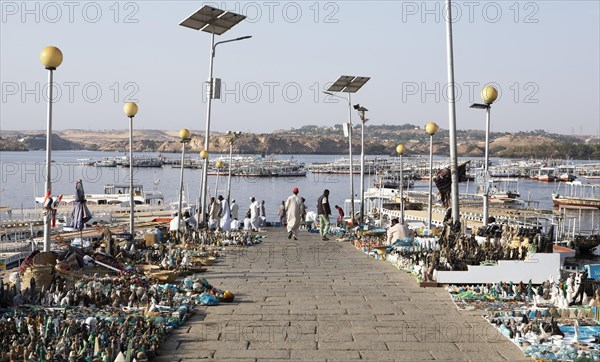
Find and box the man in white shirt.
[387,218,414,244]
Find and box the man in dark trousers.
[317,189,332,241]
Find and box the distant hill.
[1,126,599,159]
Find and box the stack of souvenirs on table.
[448,272,600,360]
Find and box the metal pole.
[129,116,134,237]
[428,134,434,229]
[200,31,216,224]
[400,154,404,223]
[177,141,186,237]
[483,106,491,227]
[347,93,355,224]
[43,69,54,252]
[227,141,233,202]
[215,166,220,196]
[445,0,460,224]
[360,119,365,224]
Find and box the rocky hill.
[1,127,598,159]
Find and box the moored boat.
[552,181,600,208]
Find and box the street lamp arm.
[213,35,252,56]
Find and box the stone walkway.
[157,228,529,361]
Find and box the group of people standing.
[208,195,236,232]
[170,188,336,242]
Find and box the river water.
[1,151,598,229]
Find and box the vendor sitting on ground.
[387,218,414,244]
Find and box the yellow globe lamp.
[216,160,223,168]
[425,122,439,136]
[396,144,405,155]
[481,86,498,105]
[40,46,63,70]
[200,149,208,159]
[123,102,138,118]
[179,128,191,142]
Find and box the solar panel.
[327,76,355,92]
[327,75,370,93]
[179,6,246,35]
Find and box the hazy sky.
[1,1,599,135]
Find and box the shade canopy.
[70,180,92,231]
[179,5,246,35]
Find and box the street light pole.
[396,144,406,223]
[425,122,439,230]
[124,102,138,238]
[323,75,370,226]
[471,85,498,227]
[200,31,216,226]
[177,128,191,239]
[199,35,252,225]
[347,93,356,225]
[215,160,223,197]
[40,46,62,252]
[354,104,369,224]
[180,5,251,226]
[445,0,460,225]
[226,131,241,203]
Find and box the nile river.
[1,151,598,224]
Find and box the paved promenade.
[158,228,528,361]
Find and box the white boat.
[77,158,95,166]
[556,164,577,182]
[486,178,522,204]
[94,157,117,167]
[552,181,600,209]
[36,184,164,206]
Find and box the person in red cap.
[285,187,302,240]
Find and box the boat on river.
[552,181,600,209]
[94,157,117,167]
[35,184,164,206]
[486,178,522,204]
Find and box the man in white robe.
[230,199,239,220]
[285,187,302,240]
[218,195,231,232]
[249,196,260,231]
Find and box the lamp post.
[40,46,63,252]
[177,128,192,238]
[180,5,251,224]
[470,85,498,227]
[354,104,369,224]
[324,75,370,225]
[425,122,439,230]
[198,149,208,223]
[444,0,460,225]
[214,160,223,197]
[226,131,242,203]
[123,102,138,237]
[396,144,406,224]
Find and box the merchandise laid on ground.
[343,214,600,361]
[0,225,265,361]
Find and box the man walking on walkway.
[317,189,331,241]
[285,187,302,240]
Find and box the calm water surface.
[1,151,598,223]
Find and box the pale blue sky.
[1,1,599,135]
